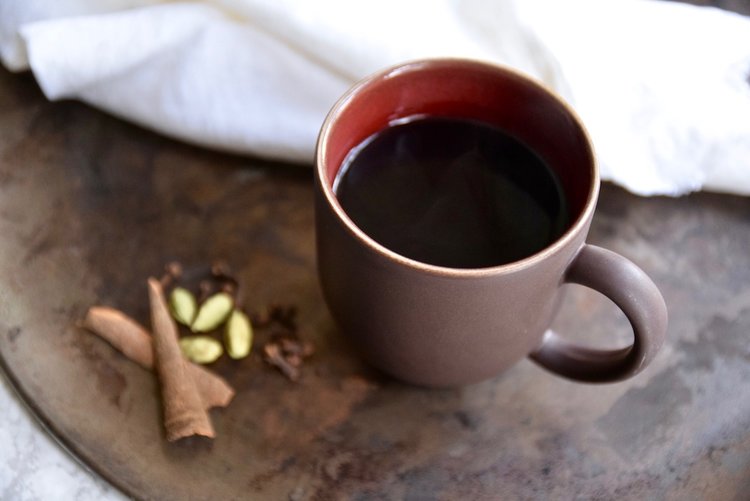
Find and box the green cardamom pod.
[191,292,233,332]
[169,287,197,326]
[179,335,223,364]
[224,310,253,359]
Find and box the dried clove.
[165,261,183,279]
[261,335,313,381]
[279,337,315,358]
[263,343,300,381]
[211,259,232,279]
[285,354,302,368]
[159,261,183,288]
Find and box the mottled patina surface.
[1,52,749,500]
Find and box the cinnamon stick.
[148,278,214,441]
[83,307,154,367]
[82,306,234,409]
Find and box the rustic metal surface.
[1,62,750,499]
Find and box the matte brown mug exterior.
[315,59,667,387]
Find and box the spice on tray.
[179,335,224,364]
[258,304,315,381]
[82,307,154,368]
[191,292,234,333]
[263,342,300,381]
[279,337,315,363]
[169,287,197,327]
[225,310,253,359]
[81,260,314,442]
[148,278,215,441]
[81,306,234,410]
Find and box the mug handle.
[530,244,667,383]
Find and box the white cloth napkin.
[1,0,749,196]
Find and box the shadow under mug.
[315,58,667,387]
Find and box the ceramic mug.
[314,58,667,387]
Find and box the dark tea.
[333,116,569,268]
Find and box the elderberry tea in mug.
[333,116,569,268]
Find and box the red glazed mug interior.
[315,58,667,387]
[320,59,593,238]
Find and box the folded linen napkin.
[1,0,748,196]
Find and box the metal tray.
[1,69,749,500]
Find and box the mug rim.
[316,57,599,278]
